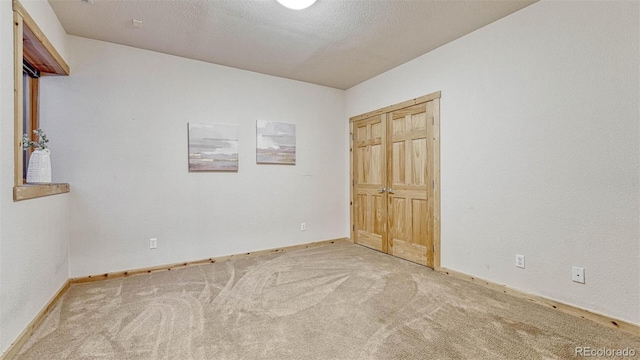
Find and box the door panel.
[411,138,428,185]
[390,197,406,240]
[392,142,405,184]
[388,103,433,266]
[353,115,387,252]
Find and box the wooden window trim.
[23,73,39,182]
[14,184,71,201]
[28,76,39,151]
[13,0,70,201]
[14,1,69,76]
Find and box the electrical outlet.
[516,254,525,268]
[301,223,306,231]
[149,238,157,249]
[572,267,585,284]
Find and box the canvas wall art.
[256,120,296,165]
[188,122,239,171]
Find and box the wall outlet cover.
[572,266,585,284]
[516,254,525,268]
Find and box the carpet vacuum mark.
[16,242,640,359]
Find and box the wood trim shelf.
[13,183,70,201]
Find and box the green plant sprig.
[22,128,49,150]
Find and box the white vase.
[26,148,52,184]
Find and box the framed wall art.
[256,120,296,165]
[188,122,239,171]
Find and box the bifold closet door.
[353,114,388,252]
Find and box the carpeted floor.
[16,242,640,359]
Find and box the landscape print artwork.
[256,120,296,165]
[188,122,239,171]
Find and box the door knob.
[378,188,386,193]
[387,188,394,194]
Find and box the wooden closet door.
[353,115,388,252]
[387,102,434,266]
[350,92,440,269]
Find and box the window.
[13,0,70,201]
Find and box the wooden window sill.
[13,183,70,201]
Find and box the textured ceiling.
[49,0,536,90]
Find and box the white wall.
[44,36,347,277]
[0,0,70,355]
[346,0,639,324]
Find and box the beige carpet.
[16,242,640,359]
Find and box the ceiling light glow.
[277,0,317,10]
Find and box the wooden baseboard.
[438,267,640,337]
[1,238,348,359]
[0,279,70,360]
[71,238,349,284]
[4,241,635,360]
